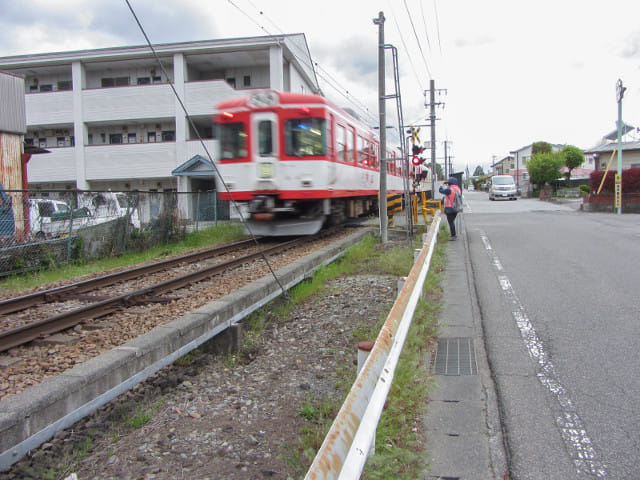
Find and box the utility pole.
[443,140,448,178]
[616,78,626,215]
[429,80,436,195]
[424,80,445,195]
[374,11,387,242]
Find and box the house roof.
[171,155,217,177]
[584,141,640,154]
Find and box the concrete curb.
[0,228,373,471]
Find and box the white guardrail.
[304,212,442,480]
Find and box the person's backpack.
[452,189,463,213]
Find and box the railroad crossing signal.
[410,126,421,144]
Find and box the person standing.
[439,177,462,240]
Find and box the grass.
[269,225,449,480]
[0,222,246,294]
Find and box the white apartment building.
[0,34,320,196]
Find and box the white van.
[489,175,517,201]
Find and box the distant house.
[584,141,640,171]
[508,143,563,194]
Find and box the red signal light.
[412,156,422,166]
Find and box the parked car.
[489,175,518,201]
[0,184,15,237]
[78,192,140,229]
[29,199,92,238]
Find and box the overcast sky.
[1,0,639,173]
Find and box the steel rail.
[0,238,259,315]
[0,238,300,352]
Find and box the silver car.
[489,175,518,200]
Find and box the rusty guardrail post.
[305,212,442,480]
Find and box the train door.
[252,112,278,190]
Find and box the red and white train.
[212,89,405,235]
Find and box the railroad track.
[0,237,302,352]
[0,238,262,315]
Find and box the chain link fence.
[0,189,231,277]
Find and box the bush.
[590,168,640,194]
[579,184,591,195]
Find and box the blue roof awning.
[171,154,218,177]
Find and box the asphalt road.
[462,190,640,480]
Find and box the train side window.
[337,125,346,162]
[258,120,273,156]
[372,144,379,169]
[346,127,354,163]
[357,136,365,165]
[285,118,326,157]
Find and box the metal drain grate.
[433,337,478,375]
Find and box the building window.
[39,138,46,148]
[152,76,162,83]
[57,137,66,147]
[57,80,72,91]
[243,75,251,87]
[128,133,137,143]
[109,134,123,144]
[161,131,175,142]
[29,85,38,92]
[39,84,53,92]
[101,77,130,88]
[147,132,156,143]
[88,134,93,145]
[226,77,236,88]
[137,77,151,85]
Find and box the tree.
[473,165,485,176]
[527,151,564,190]
[532,141,552,155]
[561,145,584,183]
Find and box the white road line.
[480,230,607,478]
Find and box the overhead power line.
[228,0,378,126]
[402,0,432,79]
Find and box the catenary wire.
[402,0,432,80]
[229,0,379,126]
[123,0,301,315]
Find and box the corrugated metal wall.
[0,71,26,134]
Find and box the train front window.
[285,118,326,157]
[258,120,274,156]
[218,122,247,159]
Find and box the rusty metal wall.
[0,133,25,235]
[0,71,26,134]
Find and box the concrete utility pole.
[374,11,387,242]
[429,80,436,195]
[616,78,626,215]
[424,80,445,195]
[444,140,448,178]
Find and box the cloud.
[0,0,213,56]
[619,29,640,58]
[453,35,495,49]
[314,36,378,80]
